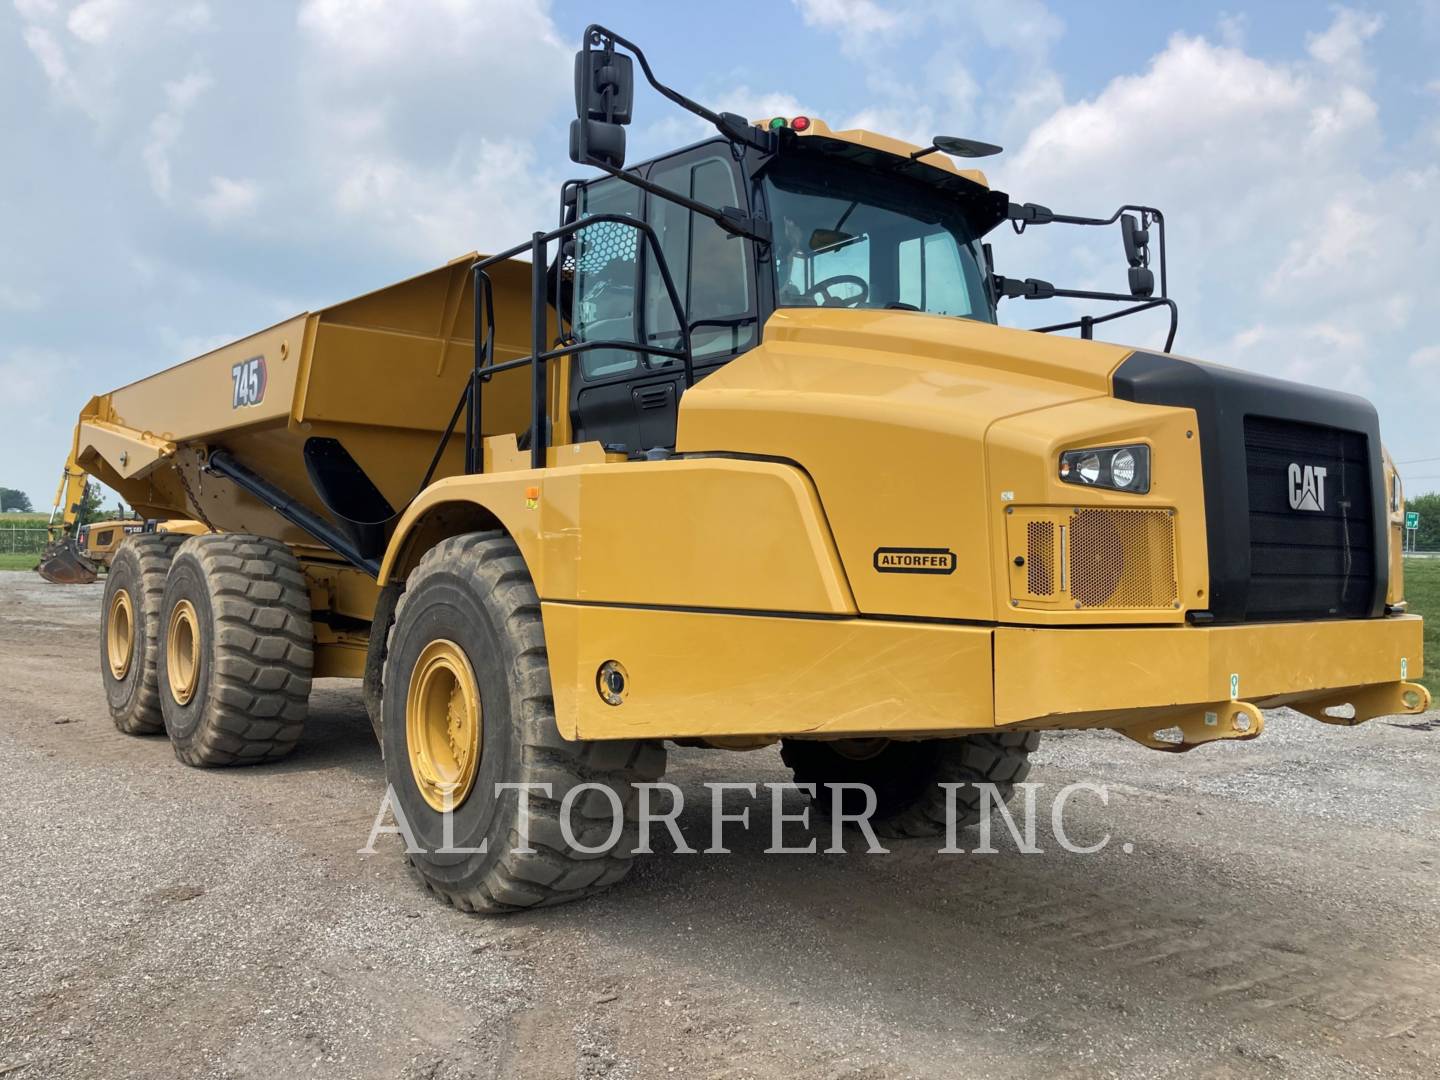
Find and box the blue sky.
[3,0,1439,507]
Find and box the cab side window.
[898,233,975,317]
[644,151,756,362]
[572,178,643,379]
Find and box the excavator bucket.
[37,538,99,585]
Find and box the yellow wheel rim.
[407,639,483,812]
[166,599,201,706]
[106,588,135,681]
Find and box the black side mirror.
[1121,213,1154,297]
[575,48,633,123]
[569,119,626,169]
[569,47,633,169]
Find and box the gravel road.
[2,568,1438,1079]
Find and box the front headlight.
[1059,444,1151,494]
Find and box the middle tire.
[101,531,188,735]
[781,731,1041,838]
[381,531,666,912]
[157,534,314,767]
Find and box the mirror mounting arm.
[586,24,777,155]
[1007,201,1168,300]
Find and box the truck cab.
[565,119,1003,453]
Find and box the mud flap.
[37,539,99,585]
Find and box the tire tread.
[387,532,666,913]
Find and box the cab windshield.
[762,157,994,321]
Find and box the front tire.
[157,535,313,767]
[781,732,1040,838]
[381,532,666,912]
[101,533,187,734]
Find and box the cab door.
[569,141,759,452]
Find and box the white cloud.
[1223,322,1372,392]
[1217,12,1247,48]
[0,285,44,311]
[20,25,85,110]
[330,139,559,259]
[1306,8,1383,69]
[67,0,133,45]
[1265,196,1382,295]
[13,0,59,19]
[168,2,211,31]
[0,348,75,411]
[1409,346,1440,370]
[294,0,571,257]
[793,0,900,38]
[197,176,260,224]
[142,68,212,200]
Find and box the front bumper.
[546,601,1429,746]
[995,614,1429,750]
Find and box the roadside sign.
[1406,511,1420,530]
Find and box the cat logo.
[873,547,957,575]
[1287,463,1327,512]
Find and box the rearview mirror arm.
[585,24,776,155]
[1008,203,1167,298]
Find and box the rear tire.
[101,533,187,734]
[381,531,666,912]
[158,534,313,767]
[780,732,1041,838]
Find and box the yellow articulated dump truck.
[68,26,1426,910]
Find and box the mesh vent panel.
[1068,509,1177,609]
[1026,520,1055,596]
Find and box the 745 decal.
[231,355,267,408]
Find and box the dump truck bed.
[72,254,549,546]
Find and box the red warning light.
[791,116,811,132]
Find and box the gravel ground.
[1,568,1438,1079]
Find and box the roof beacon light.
[769,116,788,130]
[791,115,811,131]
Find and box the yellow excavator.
[37,458,98,584]
[38,458,203,583]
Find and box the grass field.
[1403,558,1440,698]
[0,553,39,571]
[0,514,50,560]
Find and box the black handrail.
[417,212,693,477]
[1031,296,1178,352]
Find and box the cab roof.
[750,116,993,190]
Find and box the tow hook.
[1119,700,1265,753]
[1293,681,1431,726]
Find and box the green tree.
[0,487,33,512]
[1406,492,1440,552]
[77,482,105,523]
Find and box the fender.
[378,456,857,616]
